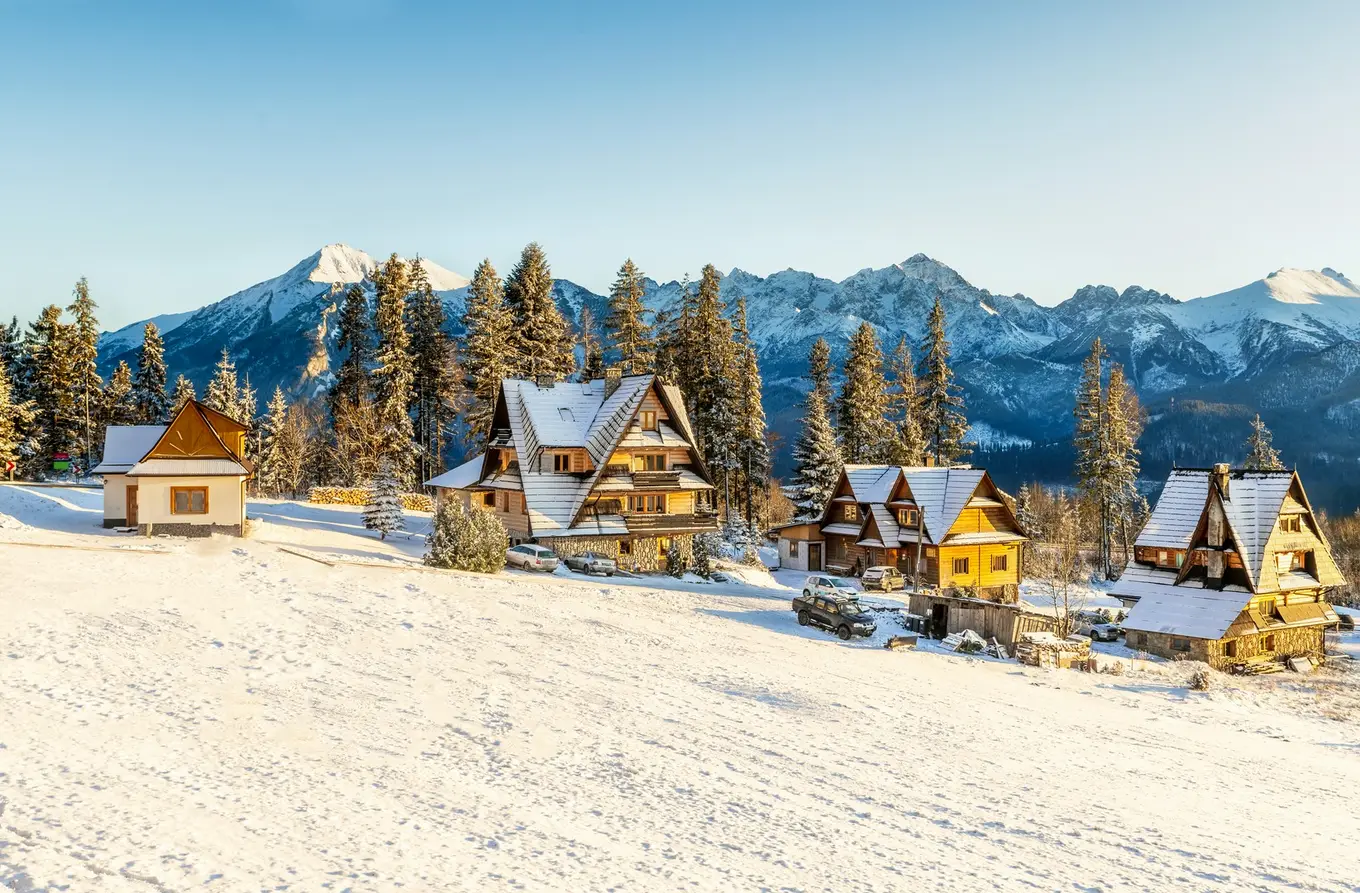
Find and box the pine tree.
[258,386,289,497]
[0,316,22,383]
[102,361,139,427]
[836,322,894,464]
[330,283,372,417]
[370,254,417,483]
[651,306,679,382]
[791,371,842,516]
[688,265,739,504]
[1016,483,1040,538]
[425,500,507,572]
[363,460,405,540]
[462,258,516,447]
[578,304,605,381]
[808,337,832,398]
[886,335,926,465]
[1073,337,1105,498]
[732,297,770,527]
[67,278,102,467]
[1102,363,1143,571]
[1244,413,1284,470]
[21,305,78,474]
[238,375,258,431]
[606,258,654,374]
[504,242,573,380]
[133,322,170,423]
[170,374,197,415]
[408,257,458,483]
[917,296,970,465]
[205,349,241,418]
[0,359,34,474]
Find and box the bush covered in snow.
[692,532,724,579]
[1188,664,1215,691]
[363,463,405,540]
[425,502,507,573]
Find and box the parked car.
[801,575,859,600]
[1074,620,1122,642]
[506,544,560,572]
[792,580,877,640]
[564,551,616,576]
[1337,611,1355,632]
[861,566,905,592]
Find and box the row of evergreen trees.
[788,296,971,516]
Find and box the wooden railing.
[623,513,720,533]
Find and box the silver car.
[506,544,560,572]
[564,551,617,576]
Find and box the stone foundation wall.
[1127,626,1326,670]
[548,534,695,574]
[138,522,245,539]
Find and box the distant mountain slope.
[95,246,1360,508]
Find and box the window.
[843,504,858,522]
[628,494,665,514]
[1262,633,1276,652]
[171,487,208,515]
[1172,637,1191,652]
[1224,639,1238,658]
[657,536,672,559]
[898,508,918,527]
[1176,551,1184,568]
[482,492,496,508]
[1157,550,1169,567]
[641,454,666,471]
[619,539,633,556]
[952,557,969,575]
[833,538,847,559]
[1259,599,1277,620]
[640,410,658,430]
[553,453,571,473]
[1280,515,1302,534]
[1130,631,1147,648]
[991,554,1008,572]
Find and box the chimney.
[535,374,555,389]
[924,455,937,468]
[1212,462,1230,498]
[603,366,622,399]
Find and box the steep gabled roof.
[427,453,485,490]
[900,467,985,544]
[92,425,166,474]
[1135,470,1208,550]
[122,400,252,477]
[1217,471,1294,584]
[842,465,900,504]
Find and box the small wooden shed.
[907,590,1055,649]
[772,520,824,571]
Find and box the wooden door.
[126,485,139,526]
[808,543,822,571]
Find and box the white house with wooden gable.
[92,400,253,536]
[426,370,718,571]
[1116,464,1344,669]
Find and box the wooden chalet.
[92,400,253,536]
[813,464,1028,601]
[426,370,718,571]
[1116,464,1344,669]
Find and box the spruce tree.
[363,460,405,540]
[425,500,507,572]
[102,361,139,427]
[1,316,22,383]
[259,386,289,496]
[917,296,970,465]
[836,322,894,464]
[133,322,170,423]
[205,348,241,418]
[791,371,842,516]
[688,265,739,503]
[578,304,605,381]
[1016,483,1040,539]
[21,305,78,474]
[606,258,654,374]
[0,360,34,474]
[1244,413,1284,470]
[504,242,573,380]
[462,258,516,448]
[651,306,679,382]
[1073,337,1105,495]
[886,335,926,465]
[67,278,102,466]
[732,297,770,526]
[1101,363,1143,571]
[330,283,372,417]
[408,257,458,482]
[807,337,832,398]
[170,374,197,415]
[370,254,417,483]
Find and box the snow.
[91,425,166,474]
[425,453,484,490]
[4,488,1360,891]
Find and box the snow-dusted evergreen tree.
[1244,413,1284,470]
[886,335,926,466]
[408,257,459,483]
[237,375,258,452]
[424,500,507,572]
[1015,483,1040,539]
[836,322,894,464]
[205,348,241,418]
[732,297,770,526]
[363,460,405,540]
[462,258,515,448]
[1102,364,1143,570]
[651,305,679,382]
[133,322,170,423]
[330,283,371,417]
[0,316,21,384]
[21,304,78,473]
[606,258,654,375]
[370,255,417,484]
[688,265,739,504]
[102,361,139,427]
[917,296,970,465]
[170,374,197,415]
[258,386,289,496]
[1073,337,1105,497]
[807,337,832,400]
[67,278,102,466]
[723,508,753,561]
[0,359,34,474]
[505,242,573,381]
[692,530,723,578]
[791,374,841,516]
[1073,339,1144,577]
[578,304,605,381]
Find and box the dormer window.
[898,508,918,527]
[843,504,858,522]
[641,410,657,431]
[640,454,665,471]
[1280,515,1302,534]
[553,453,571,473]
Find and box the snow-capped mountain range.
[96,244,1360,503]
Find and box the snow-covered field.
[2,485,1358,892]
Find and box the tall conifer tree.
[688,265,739,498]
[205,349,241,418]
[917,296,970,464]
[886,335,926,465]
[170,374,197,415]
[103,361,138,427]
[606,259,654,374]
[67,278,102,466]
[408,258,457,482]
[1244,414,1284,470]
[0,359,34,473]
[461,258,515,447]
[22,305,78,473]
[791,382,841,516]
[578,305,605,381]
[504,243,573,380]
[133,322,170,423]
[732,297,769,526]
[836,322,894,464]
[330,283,372,417]
[370,254,417,483]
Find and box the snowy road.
[1,488,1358,892]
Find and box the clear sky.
[2,0,1358,331]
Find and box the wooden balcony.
[632,469,681,488]
[623,512,719,534]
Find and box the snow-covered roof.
[1110,563,1181,602]
[842,465,900,504]
[617,423,691,449]
[1218,471,1295,585]
[426,453,484,490]
[900,467,985,544]
[868,505,899,547]
[541,515,630,538]
[1136,470,1208,549]
[126,458,249,477]
[1122,584,1249,640]
[941,531,1026,546]
[821,523,862,536]
[92,425,166,474]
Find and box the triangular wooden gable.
[650,381,715,487]
[143,402,237,461]
[945,472,1026,539]
[1176,481,1255,591]
[1258,473,1346,591]
[817,469,859,527]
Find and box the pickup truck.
[792,576,878,640]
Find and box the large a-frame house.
[1116,464,1344,668]
[427,371,718,571]
[815,464,1028,601]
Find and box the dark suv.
[792,582,877,640]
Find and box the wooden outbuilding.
[906,590,1055,648]
[772,519,824,571]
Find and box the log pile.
[1015,631,1091,669]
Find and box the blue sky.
[2,0,1358,331]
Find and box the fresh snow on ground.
[2,485,1358,892]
